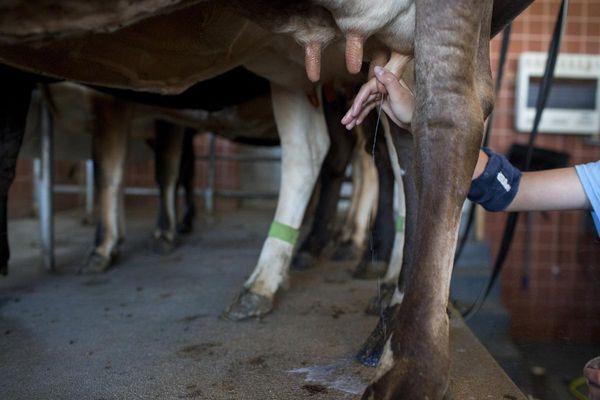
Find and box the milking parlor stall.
[1,1,599,399]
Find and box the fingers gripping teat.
[345,32,365,74]
[305,41,322,83]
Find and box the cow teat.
[345,32,365,74]
[305,41,322,82]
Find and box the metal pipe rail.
[195,155,281,163]
[45,184,280,201]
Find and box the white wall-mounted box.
[516,52,600,135]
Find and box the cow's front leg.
[153,120,184,254]
[0,70,32,276]
[224,83,329,320]
[80,97,131,274]
[362,1,493,399]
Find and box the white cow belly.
[316,0,415,54]
[378,1,415,55]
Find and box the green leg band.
[395,215,405,233]
[268,221,300,245]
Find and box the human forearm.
[472,150,488,180]
[505,167,591,212]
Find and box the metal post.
[38,99,54,271]
[205,133,216,214]
[84,159,94,223]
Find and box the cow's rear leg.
[153,121,184,254]
[0,69,32,276]
[365,121,412,315]
[177,128,196,234]
[361,1,493,399]
[353,116,394,280]
[333,131,378,261]
[80,97,130,274]
[292,90,355,270]
[224,83,329,320]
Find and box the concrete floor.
[1,208,524,400]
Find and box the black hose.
[462,0,570,320]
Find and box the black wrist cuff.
[468,147,522,212]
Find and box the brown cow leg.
[356,126,417,363]
[177,128,197,235]
[352,118,395,280]
[80,96,131,274]
[361,1,493,399]
[364,125,415,316]
[153,120,184,254]
[333,133,377,262]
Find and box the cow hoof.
[361,378,448,400]
[222,289,273,321]
[352,260,387,280]
[361,371,450,400]
[79,252,113,274]
[365,283,396,315]
[331,241,360,261]
[152,236,176,255]
[356,328,385,368]
[361,328,450,400]
[356,306,394,367]
[1,261,7,276]
[291,251,317,271]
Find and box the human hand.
[585,357,600,400]
[341,53,413,130]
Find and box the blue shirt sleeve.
[575,160,600,237]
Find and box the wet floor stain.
[302,383,328,395]
[178,342,222,360]
[330,306,346,319]
[247,355,266,367]
[83,278,111,287]
[178,314,209,323]
[179,385,204,399]
[289,357,367,395]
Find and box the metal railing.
[33,105,281,270]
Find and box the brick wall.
[487,0,600,342]
[9,157,84,219]
[8,133,241,219]
[9,158,36,219]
